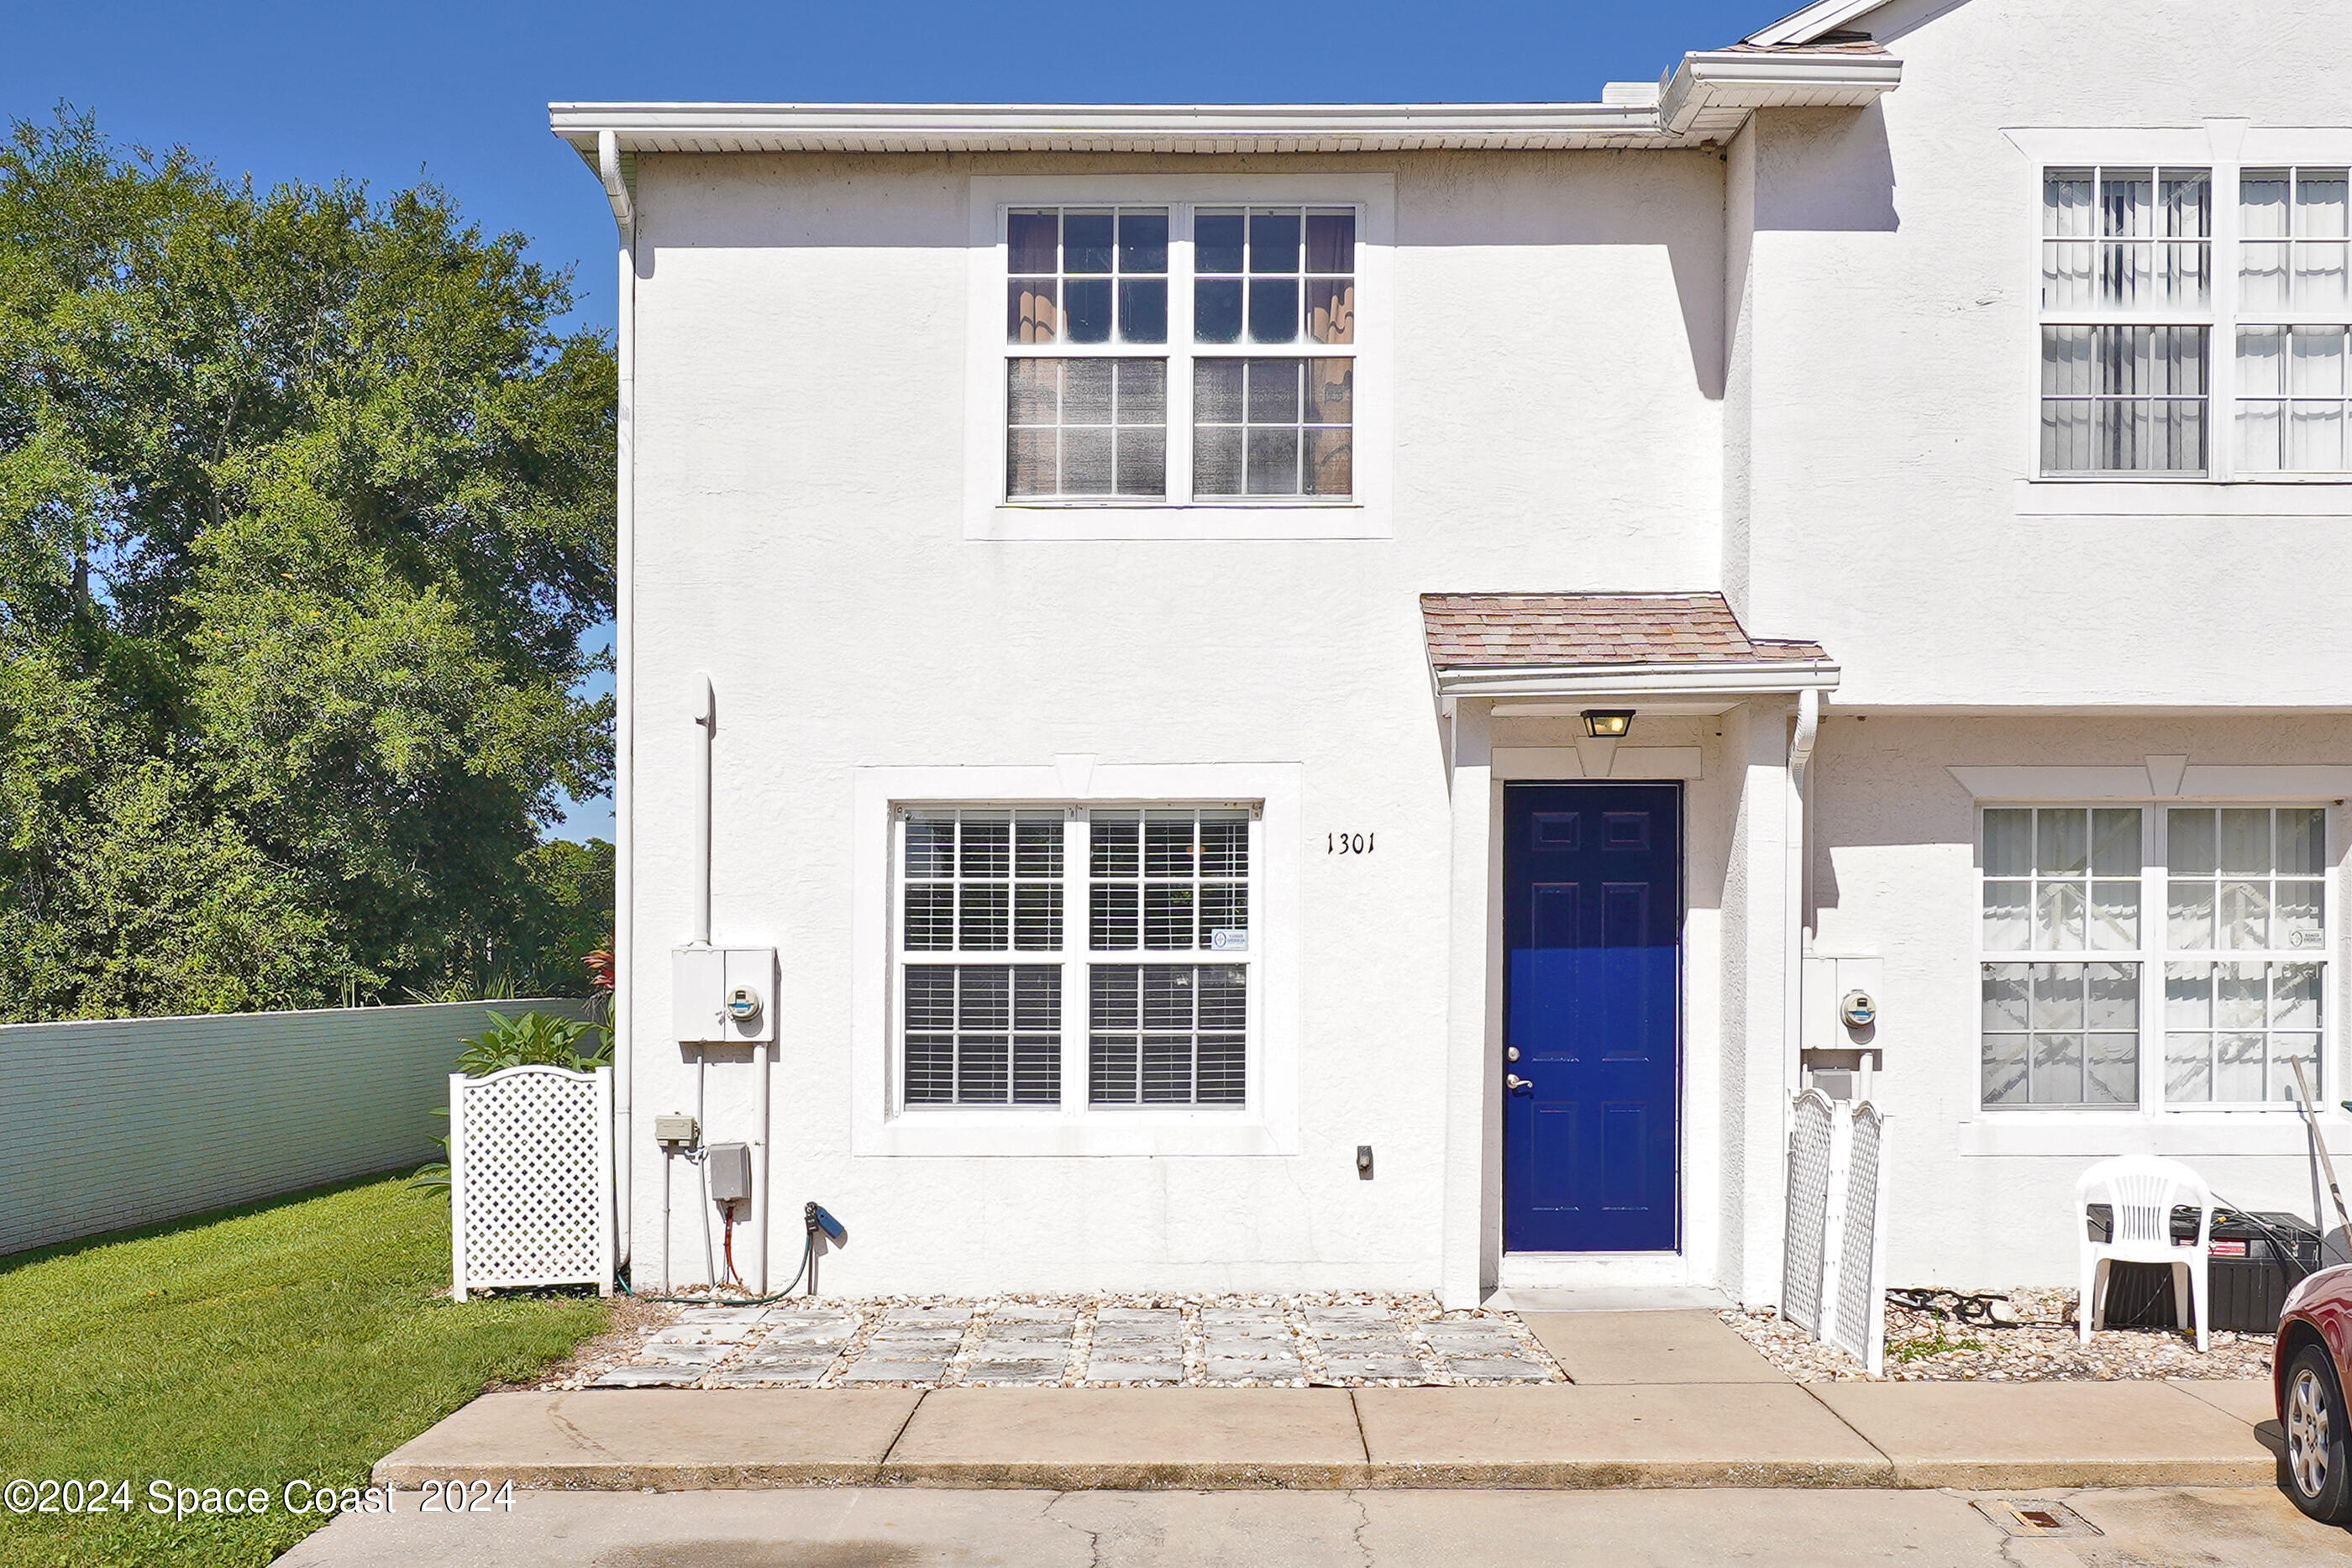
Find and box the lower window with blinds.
[895,804,1255,1112]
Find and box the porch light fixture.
[1582,709,1635,738]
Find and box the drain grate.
[1971,1498,2101,1538]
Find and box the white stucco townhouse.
[556,0,2352,1308]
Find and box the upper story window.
[2040,165,2352,479]
[1978,804,2330,1111]
[1003,204,1357,505]
[2238,170,2351,473]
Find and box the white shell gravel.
[1723,1286,2277,1382]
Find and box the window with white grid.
[2237,170,2352,473]
[893,804,1257,1113]
[1978,805,2330,1112]
[2040,168,2213,475]
[1002,203,1357,505]
[2036,161,2352,479]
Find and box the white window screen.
[1979,804,2329,1112]
[895,804,1255,1113]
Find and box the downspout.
[1784,686,1820,1099]
[690,671,713,947]
[602,129,637,1269]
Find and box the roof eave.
[547,56,1900,157]
[1743,0,1892,48]
[1433,659,1843,700]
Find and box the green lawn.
[0,1173,609,1567]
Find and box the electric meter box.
[1802,955,1884,1050]
[672,946,778,1042]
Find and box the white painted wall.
[1733,0,2352,704]
[1809,713,2352,1286]
[622,148,1744,1297]
[618,0,2352,1299]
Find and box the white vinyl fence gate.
[1780,1088,1892,1377]
[449,1065,613,1301]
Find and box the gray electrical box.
[706,1141,752,1204]
[652,1113,699,1146]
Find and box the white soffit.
[549,57,1899,158]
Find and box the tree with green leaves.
[0,109,614,1019]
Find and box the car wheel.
[2286,1344,2352,1523]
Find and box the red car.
[2280,1264,2352,1521]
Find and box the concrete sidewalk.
[377,1356,2282,1492]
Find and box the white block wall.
[0,1000,591,1257]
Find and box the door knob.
[1505,1074,1532,1093]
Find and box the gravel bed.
[1724,1287,2277,1382]
[541,1291,1565,1392]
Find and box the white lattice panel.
[1827,1103,1889,1377]
[1781,1088,1836,1336]
[450,1066,612,1300]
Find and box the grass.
[0,1172,609,1567]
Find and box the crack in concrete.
[1039,1491,1105,1568]
[1346,1489,1375,1567]
[544,1397,612,1456]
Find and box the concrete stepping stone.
[704,1363,828,1386]
[1321,1355,1429,1381]
[1205,1356,1302,1382]
[633,1343,733,1366]
[958,1361,1063,1385]
[1443,1356,1556,1380]
[589,1364,706,1387]
[841,1360,951,1382]
[969,1340,1071,1364]
[883,1306,973,1323]
[647,1322,765,1345]
[757,1317,853,1345]
[1084,1357,1184,1382]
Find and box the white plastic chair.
[2075,1155,2213,1352]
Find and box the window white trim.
[963,174,1394,541]
[1971,799,2340,1119]
[851,759,1302,1155]
[2009,121,2352,486]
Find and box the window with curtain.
[2236,170,2352,473]
[2039,164,2352,478]
[895,804,1256,1110]
[1005,203,1357,503]
[2040,169,2213,475]
[1979,805,2329,1111]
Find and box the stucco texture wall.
[1811,714,2351,1287]
[622,148,1736,1293]
[1733,0,2352,705]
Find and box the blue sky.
[7,0,1779,839]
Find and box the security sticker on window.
[1210,928,1248,952]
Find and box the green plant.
[454,1009,611,1073]
[411,1010,611,1188]
[1890,1328,1986,1362]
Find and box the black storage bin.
[2082,1205,2323,1334]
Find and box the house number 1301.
[1328,832,1375,855]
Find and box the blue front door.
[1502,783,1682,1253]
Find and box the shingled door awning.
[1420,591,1838,700]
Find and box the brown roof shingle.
[1421,591,1828,669]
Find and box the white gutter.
[549,55,1899,156]
[596,128,633,233]
[1432,658,1842,701]
[607,141,637,1271]
[1657,50,1903,136]
[1784,687,1822,1146]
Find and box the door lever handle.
[1505,1074,1532,1093]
